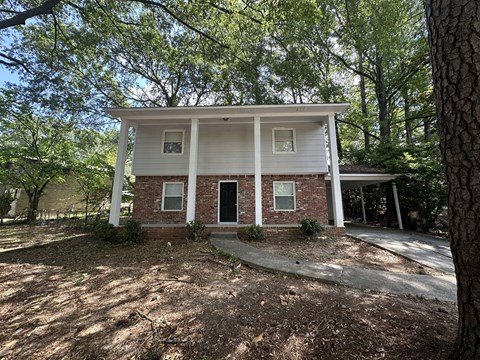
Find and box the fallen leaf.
[252,332,263,345]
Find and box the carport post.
[392,182,403,230]
[360,186,367,224]
[109,119,130,226]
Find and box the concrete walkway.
[346,223,454,274]
[210,233,457,303]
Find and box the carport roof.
[325,165,402,190]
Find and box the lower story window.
[162,182,184,211]
[274,181,296,211]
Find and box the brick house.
[106,104,401,236]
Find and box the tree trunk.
[335,116,343,160]
[424,0,480,358]
[375,54,390,141]
[84,193,89,230]
[27,190,41,222]
[402,84,412,143]
[424,119,431,140]
[359,68,370,148]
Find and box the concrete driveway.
[346,223,455,274]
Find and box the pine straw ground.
[0,224,456,360]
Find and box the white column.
[109,119,130,226]
[392,182,403,230]
[360,186,367,224]
[186,118,199,222]
[254,116,262,225]
[327,114,344,227]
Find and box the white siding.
[132,125,190,175]
[197,124,255,174]
[261,123,328,174]
[132,122,328,176]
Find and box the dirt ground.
[0,223,457,359]
[249,234,443,275]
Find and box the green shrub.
[91,220,120,243]
[186,220,205,241]
[121,219,144,244]
[246,224,265,241]
[299,218,323,238]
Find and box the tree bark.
[375,54,390,141]
[424,119,432,140]
[359,64,370,148]
[402,84,412,143]
[424,0,480,358]
[335,116,343,160]
[26,189,41,223]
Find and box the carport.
[325,165,403,228]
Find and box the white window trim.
[273,181,296,211]
[162,182,184,211]
[161,129,185,155]
[272,127,297,154]
[217,180,238,224]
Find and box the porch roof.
[105,103,350,125]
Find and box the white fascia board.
[104,103,350,121]
[325,173,402,181]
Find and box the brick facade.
[133,176,188,224]
[133,174,328,225]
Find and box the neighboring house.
[8,176,85,218]
[106,104,403,234]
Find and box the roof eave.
[104,103,350,121]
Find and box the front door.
[219,182,237,222]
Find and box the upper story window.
[162,130,184,154]
[273,181,296,211]
[273,128,296,153]
[162,182,184,211]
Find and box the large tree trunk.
[424,0,480,358]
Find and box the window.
[162,183,184,211]
[274,181,296,211]
[273,128,296,153]
[162,130,184,154]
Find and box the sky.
[0,66,20,86]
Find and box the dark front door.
[219,182,237,222]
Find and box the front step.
[210,232,238,239]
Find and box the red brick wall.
[262,175,328,225]
[133,176,188,224]
[195,175,255,224]
[133,174,328,225]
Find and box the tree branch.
[0,0,63,30]
[0,52,32,73]
[132,0,228,49]
[337,118,381,142]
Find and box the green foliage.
[90,218,144,245]
[245,224,265,241]
[72,128,116,228]
[91,220,119,244]
[0,88,75,222]
[186,220,205,242]
[121,219,144,244]
[299,218,324,238]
